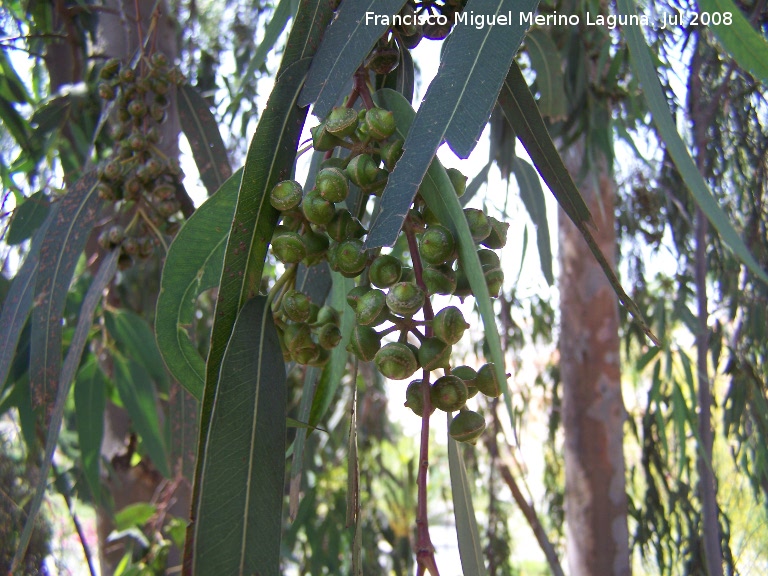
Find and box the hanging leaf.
[289,366,320,520]
[366,0,538,249]
[238,0,297,87]
[460,161,492,207]
[298,0,408,118]
[513,157,553,285]
[106,309,169,393]
[448,423,488,576]
[618,0,768,285]
[156,169,241,400]
[30,171,104,415]
[190,297,286,576]
[178,85,233,196]
[168,381,199,482]
[6,191,50,246]
[525,26,566,118]
[75,359,107,504]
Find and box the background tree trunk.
[559,139,631,576]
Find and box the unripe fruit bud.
[355,289,388,326]
[432,306,469,345]
[119,67,136,84]
[310,123,345,151]
[129,133,147,151]
[138,237,154,258]
[430,375,468,412]
[369,254,403,288]
[345,154,379,187]
[98,82,116,100]
[374,342,419,380]
[272,231,307,264]
[292,342,320,365]
[128,98,148,118]
[335,239,368,278]
[270,180,303,211]
[422,264,456,296]
[464,208,492,243]
[316,167,349,203]
[317,323,342,350]
[302,228,330,265]
[364,108,396,140]
[482,216,510,249]
[302,188,335,225]
[316,305,340,327]
[405,380,435,417]
[381,138,404,171]
[449,410,486,444]
[327,209,365,242]
[453,265,472,300]
[151,52,169,67]
[97,183,117,201]
[347,325,381,361]
[419,224,456,266]
[365,47,400,75]
[401,30,423,49]
[284,322,313,354]
[100,58,121,80]
[476,363,505,398]
[447,168,467,197]
[452,365,478,388]
[418,337,452,371]
[484,267,504,298]
[346,285,372,311]
[477,248,501,269]
[386,282,425,316]
[153,183,176,201]
[122,236,139,256]
[306,346,330,367]
[107,225,125,245]
[320,157,346,171]
[282,290,311,323]
[399,267,415,283]
[103,160,122,181]
[326,106,359,137]
[157,199,180,217]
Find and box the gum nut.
[325,106,359,137]
[355,289,388,326]
[449,410,486,444]
[430,375,468,412]
[271,230,306,264]
[417,337,452,371]
[316,167,349,203]
[464,208,492,243]
[476,363,505,398]
[451,365,478,387]
[422,264,456,296]
[345,154,379,187]
[317,323,342,350]
[346,285,372,311]
[347,325,381,361]
[369,254,403,288]
[364,107,396,140]
[284,322,313,354]
[432,306,469,345]
[374,342,419,380]
[481,216,510,249]
[405,380,435,417]
[270,180,303,211]
[477,248,501,269]
[311,123,346,151]
[335,238,368,278]
[447,167,467,197]
[385,282,425,316]
[419,224,456,266]
[282,290,311,323]
[302,188,335,225]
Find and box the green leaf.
[376,88,513,426]
[11,249,119,573]
[6,191,50,245]
[448,421,487,576]
[238,0,297,88]
[190,297,286,576]
[513,157,553,285]
[113,356,170,478]
[289,365,320,519]
[298,0,408,117]
[168,380,199,482]
[106,309,169,393]
[178,85,233,196]
[617,0,768,285]
[697,0,768,85]
[156,169,241,400]
[30,171,104,414]
[460,161,491,207]
[115,503,157,531]
[525,27,565,118]
[75,359,106,504]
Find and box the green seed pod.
[346,285,372,311]
[100,58,121,80]
[335,239,368,278]
[280,209,304,231]
[477,248,501,269]
[464,208,492,243]
[364,108,396,140]
[97,183,116,201]
[119,67,136,84]
[369,254,403,288]
[97,229,112,249]
[421,205,440,226]
[347,325,382,361]
[419,225,456,266]
[122,236,139,256]
[153,183,176,201]
[449,410,486,444]
[157,199,180,218]
[430,375,468,412]
[447,168,467,197]
[365,46,400,75]
[484,267,504,298]
[129,132,147,151]
[306,302,320,324]
[386,282,425,316]
[138,236,154,258]
[317,323,342,350]
[481,216,509,249]
[320,157,346,171]
[128,98,148,118]
[399,266,415,283]
[306,346,330,367]
[284,322,313,354]
[282,290,311,323]
[326,106,359,137]
[452,365,478,388]
[107,225,125,245]
[422,264,456,296]
[360,169,388,196]
[98,82,116,100]
[476,363,504,398]
[374,342,419,380]
[272,230,307,264]
[432,306,469,345]
[144,158,163,179]
[404,380,435,417]
[302,188,335,226]
[302,228,330,265]
[151,78,170,96]
[418,337,452,371]
[381,138,404,171]
[355,289,388,326]
[316,305,340,327]
[270,180,303,211]
[103,159,122,181]
[345,154,379,187]
[310,123,346,151]
[327,209,365,242]
[453,265,473,300]
[316,167,349,203]
[150,52,169,67]
[292,342,320,365]
[400,30,423,49]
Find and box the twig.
[51,462,98,576]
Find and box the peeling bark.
[559,139,631,576]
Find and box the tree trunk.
[559,139,631,576]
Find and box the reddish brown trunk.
[559,140,631,576]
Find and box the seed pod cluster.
[268,97,509,444]
[95,52,186,267]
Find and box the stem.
[353,67,375,110]
[405,223,440,575]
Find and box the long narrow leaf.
[618,0,768,284]
[106,309,169,392]
[298,0,408,118]
[11,249,118,573]
[191,297,286,576]
[75,359,107,503]
[525,27,566,118]
[30,171,103,415]
[513,157,553,285]
[155,169,241,400]
[448,421,487,576]
[366,0,538,248]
